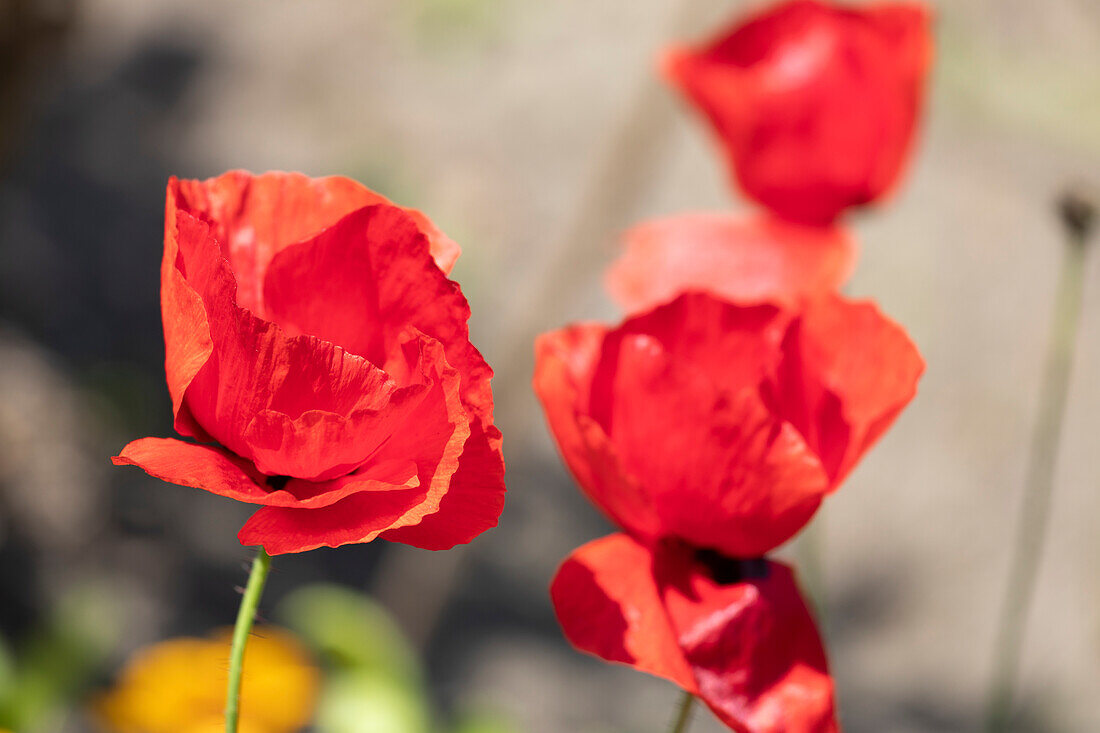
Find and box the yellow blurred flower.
[93,627,318,733]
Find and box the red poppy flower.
[535,292,922,558]
[664,0,933,224]
[535,293,922,730]
[605,212,856,314]
[113,171,505,555]
[552,534,838,733]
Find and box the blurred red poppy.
[605,212,856,314]
[535,292,922,730]
[114,171,505,555]
[535,292,921,557]
[665,0,933,224]
[552,535,838,733]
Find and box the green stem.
[983,210,1091,731]
[668,691,696,733]
[225,548,272,733]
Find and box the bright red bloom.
[605,212,856,314]
[535,292,921,557]
[665,0,933,224]
[535,293,922,730]
[113,171,505,555]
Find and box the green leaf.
[316,671,432,733]
[277,584,422,685]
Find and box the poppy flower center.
[265,475,291,491]
[694,548,770,585]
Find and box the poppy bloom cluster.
[665,0,933,224]
[536,293,922,730]
[113,171,505,555]
[536,1,932,728]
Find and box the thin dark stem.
[492,0,735,440]
[668,691,696,733]
[795,512,827,626]
[225,547,272,733]
[983,199,1092,731]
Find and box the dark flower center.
[266,475,291,491]
[694,548,769,585]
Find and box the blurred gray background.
[2,0,1099,730]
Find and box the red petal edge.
[606,213,857,315]
[550,533,697,692]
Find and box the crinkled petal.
[771,294,924,485]
[239,487,428,555]
[112,438,419,509]
[275,459,420,508]
[654,546,839,733]
[113,438,268,502]
[550,534,697,692]
[603,330,828,556]
[239,331,448,481]
[169,171,459,314]
[170,208,442,481]
[381,419,506,550]
[262,202,494,425]
[239,334,473,554]
[606,213,856,314]
[161,187,215,440]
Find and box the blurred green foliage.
[0,582,514,733]
[0,585,119,731]
[278,584,517,733]
[405,0,506,48]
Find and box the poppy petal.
[599,293,788,404]
[276,460,421,509]
[533,325,663,540]
[654,545,839,732]
[605,213,856,314]
[238,485,431,555]
[550,533,697,692]
[169,171,458,314]
[113,438,268,503]
[239,331,449,482]
[603,329,828,557]
[381,420,506,550]
[261,203,491,422]
[170,208,441,481]
[239,332,474,554]
[773,294,924,485]
[113,438,419,509]
[160,187,215,440]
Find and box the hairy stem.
[226,547,272,733]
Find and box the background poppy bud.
[665,0,934,224]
